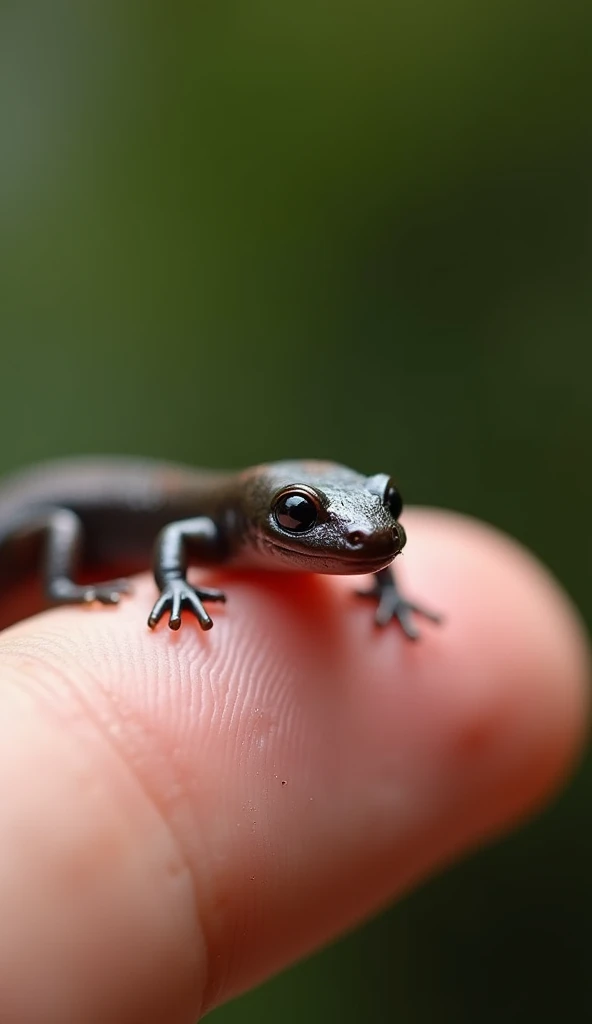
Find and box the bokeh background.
[1,3,590,1021]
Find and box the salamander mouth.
[269,541,397,575]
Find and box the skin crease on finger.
[0,510,588,1022]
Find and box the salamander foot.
[48,578,132,606]
[356,568,441,640]
[148,580,226,631]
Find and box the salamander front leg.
[356,566,441,640]
[148,517,226,631]
[43,508,131,605]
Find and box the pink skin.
[0,510,587,1023]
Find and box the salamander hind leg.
[42,507,131,606]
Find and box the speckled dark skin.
[0,457,440,638]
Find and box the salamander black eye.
[385,482,403,520]
[273,492,318,532]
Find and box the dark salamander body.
[0,457,439,638]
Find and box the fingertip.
[391,509,590,823]
[0,511,587,1015]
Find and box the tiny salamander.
[0,457,440,638]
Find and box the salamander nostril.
[347,530,365,548]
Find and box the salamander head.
[238,460,407,574]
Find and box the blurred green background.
[1,2,590,1021]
